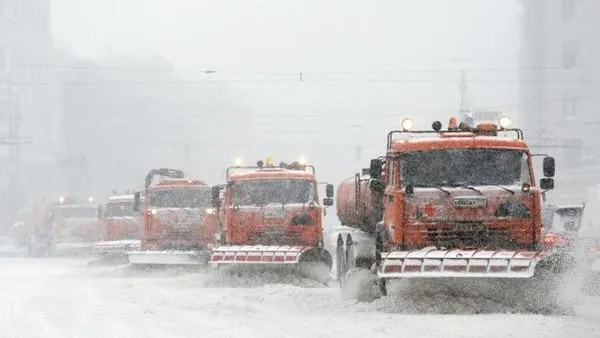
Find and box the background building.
[59,57,254,198]
[0,0,72,230]
[519,0,600,203]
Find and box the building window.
[562,0,576,21]
[562,91,580,119]
[562,40,581,69]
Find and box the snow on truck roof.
[389,134,529,153]
[149,178,208,188]
[389,117,529,152]
[229,168,316,181]
[108,195,135,203]
[55,204,98,209]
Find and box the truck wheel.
[375,232,388,297]
[345,234,355,270]
[378,278,387,296]
[336,234,347,287]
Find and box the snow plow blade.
[379,247,546,279]
[54,242,95,256]
[94,240,141,255]
[126,250,211,266]
[210,245,312,265]
[210,245,333,284]
[90,240,141,264]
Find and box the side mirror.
[212,186,222,208]
[369,159,383,180]
[543,157,555,177]
[369,179,386,193]
[540,178,554,190]
[133,192,141,211]
[326,184,334,198]
[323,198,334,206]
[213,232,223,244]
[405,184,415,197]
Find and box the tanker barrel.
[336,175,381,234]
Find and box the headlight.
[498,115,511,129]
[401,117,414,131]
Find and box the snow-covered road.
[1,257,600,338]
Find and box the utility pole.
[0,57,31,233]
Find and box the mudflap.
[210,245,333,285]
[375,247,575,315]
[126,250,211,268]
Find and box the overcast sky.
[50,0,521,73]
[48,0,524,197]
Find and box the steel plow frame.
[126,249,211,266]
[93,240,141,255]
[378,247,548,279]
[210,245,314,265]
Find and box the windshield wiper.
[414,184,451,195]
[470,182,515,195]
[489,185,515,195]
[449,183,483,195]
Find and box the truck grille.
[424,223,515,250]
[248,228,303,245]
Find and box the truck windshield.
[106,202,134,217]
[53,206,98,219]
[147,188,211,209]
[399,148,530,187]
[231,179,317,206]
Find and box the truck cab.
[104,194,142,242]
[209,158,334,283]
[370,117,555,255]
[137,179,218,251]
[218,159,333,247]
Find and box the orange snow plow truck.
[125,168,219,266]
[27,196,103,257]
[335,116,575,313]
[93,193,143,262]
[209,158,334,283]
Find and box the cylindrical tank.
[335,174,381,234]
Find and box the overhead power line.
[0,63,594,75]
[1,78,597,87]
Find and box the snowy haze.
[51,0,520,71]
[49,0,522,227]
[2,2,600,338]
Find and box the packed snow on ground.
[1,257,599,338]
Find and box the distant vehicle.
[125,168,219,266]
[93,193,143,263]
[28,196,103,257]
